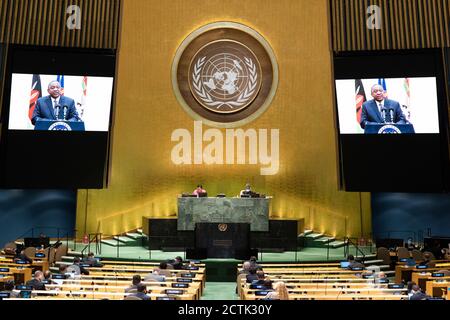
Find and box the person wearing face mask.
[31,80,80,125]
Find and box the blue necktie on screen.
[385,107,392,123]
[53,99,58,119]
[58,107,65,120]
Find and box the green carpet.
[201,282,238,300]
[69,241,375,263]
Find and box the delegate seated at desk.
[240,183,252,197]
[193,185,206,197]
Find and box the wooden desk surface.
[425,278,450,297]
[45,284,200,299]
[77,273,205,287]
[243,293,408,300]
[51,277,202,285]
[240,275,363,282]
[411,272,433,286]
[243,287,407,296]
[46,281,201,289]
[237,263,340,268]
[31,261,49,272]
[9,289,196,300]
[0,267,32,283]
[262,270,366,275]
[394,265,448,283]
[86,270,205,281]
[242,267,346,272]
[242,281,391,289]
[0,276,14,282]
[85,266,205,274]
[101,260,205,267]
[389,252,399,257]
[410,272,450,291]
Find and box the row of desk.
[0,256,50,284]
[3,259,207,300]
[394,260,450,298]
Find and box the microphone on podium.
[380,106,387,123]
[55,104,61,120]
[381,106,393,123]
[63,105,68,120]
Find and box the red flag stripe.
[29,75,42,121]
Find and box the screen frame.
[7,73,114,132]
[0,44,117,188]
[332,49,450,192]
[334,76,441,135]
[1,44,117,133]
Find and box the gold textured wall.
[331,0,450,51]
[0,0,120,48]
[0,0,120,128]
[75,0,371,239]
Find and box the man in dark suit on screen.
[360,84,406,129]
[31,80,80,125]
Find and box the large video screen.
[0,45,116,188]
[335,77,439,134]
[333,50,449,192]
[8,73,113,131]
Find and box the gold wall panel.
[76,0,371,239]
[0,0,120,48]
[331,0,450,51]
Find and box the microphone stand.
[63,105,68,121]
[55,105,61,120]
[381,108,386,123]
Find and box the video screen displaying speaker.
[8,73,113,132]
[335,77,439,134]
[333,50,449,192]
[0,45,116,188]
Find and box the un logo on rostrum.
[173,22,278,128]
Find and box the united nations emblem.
[218,223,228,232]
[172,22,278,128]
[189,40,261,114]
